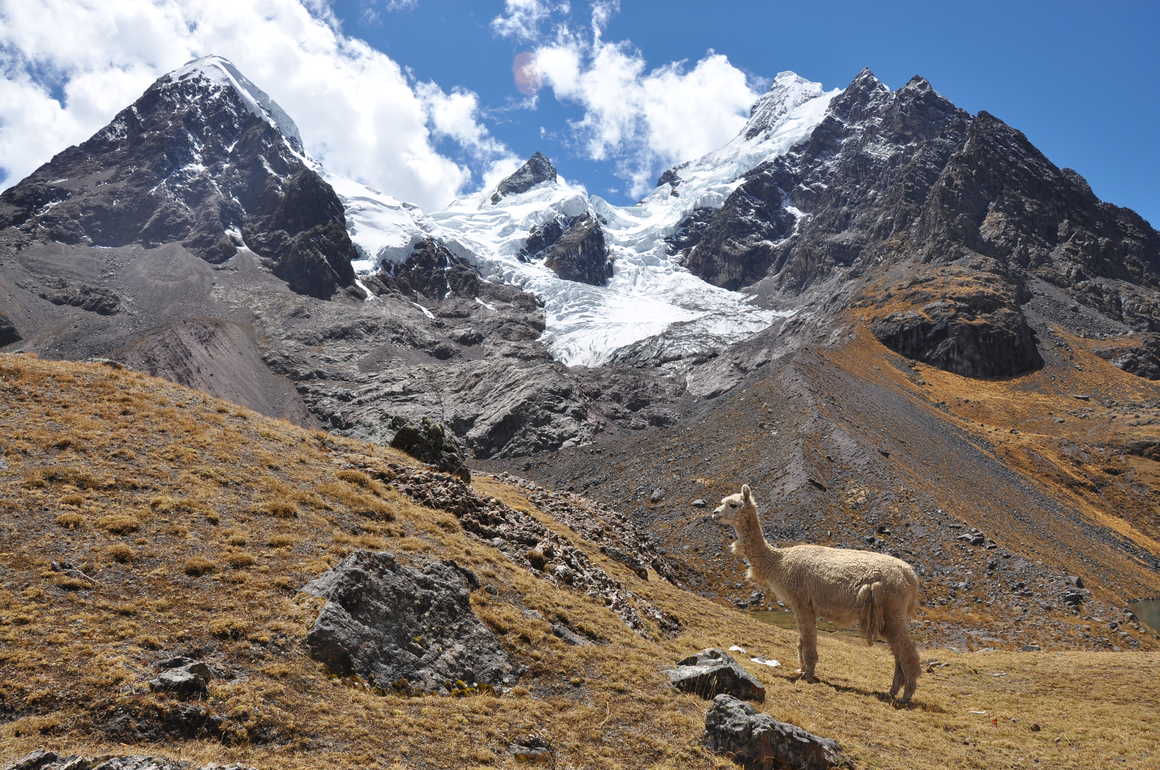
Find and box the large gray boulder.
[704,695,847,770]
[303,550,520,694]
[666,648,765,702]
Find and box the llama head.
[712,484,755,526]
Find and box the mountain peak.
[902,74,934,94]
[490,152,558,204]
[161,55,304,153]
[743,71,826,140]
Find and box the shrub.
[96,514,140,534]
[55,513,84,529]
[225,551,257,569]
[105,544,134,563]
[336,469,372,487]
[265,501,298,519]
[209,617,248,639]
[183,557,215,577]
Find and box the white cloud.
[532,34,760,196]
[0,0,507,210]
[491,0,570,42]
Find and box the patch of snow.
[353,277,378,302]
[474,297,497,312]
[411,302,434,320]
[328,175,430,267]
[728,645,747,654]
[750,657,781,668]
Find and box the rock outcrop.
[703,695,847,770]
[389,417,471,480]
[865,264,1043,378]
[520,213,613,286]
[541,214,612,286]
[4,752,254,770]
[491,153,557,204]
[374,237,480,299]
[666,649,766,701]
[303,550,520,694]
[1095,333,1160,380]
[0,312,20,346]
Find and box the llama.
[714,485,922,703]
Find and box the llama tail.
[857,581,884,646]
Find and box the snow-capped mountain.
[0,54,357,299]
[1,54,1157,466]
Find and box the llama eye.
[730,502,738,508]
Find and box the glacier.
[335,70,839,367]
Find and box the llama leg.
[796,609,818,682]
[886,621,920,703]
[889,658,903,698]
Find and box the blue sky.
[1,0,1157,225]
[344,0,1160,223]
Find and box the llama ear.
[741,484,752,501]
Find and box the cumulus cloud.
[0,0,508,210]
[526,3,762,196]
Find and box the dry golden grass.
[0,353,1157,769]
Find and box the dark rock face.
[871,308,1040,378]
[389,417,471,481]
[868,266,1043,378]
[0,57,356,299]
[491,152,557,203]
[521,213,612,286]
[665,649,765,702]
[375,237,479,299]
[303,550,520,694]
[678,166,798,290]
[37,280,121,315]
[703,695,847,770]
[0,312,20,346]
[1095,333,1160,380]
[4,751,254,770]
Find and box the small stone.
[691,498,707,508]
[649,487,665,503]
[666,649,765,702]
[148,660,212,699]
[509,736,553,764]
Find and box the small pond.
[1127,597,1160,634]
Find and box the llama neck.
[733,503,780,566]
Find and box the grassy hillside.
[1,354,1157,768]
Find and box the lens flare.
[513,51,541,96]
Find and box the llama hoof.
[794,670,817,683]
